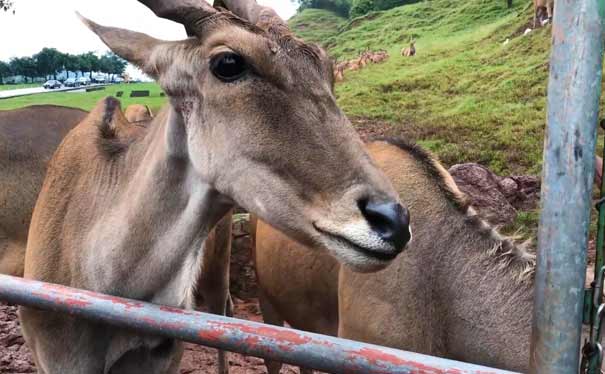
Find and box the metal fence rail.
[530,0,605,373]
[0,274,519,374]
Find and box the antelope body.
[0,106,87,277]
[401,41,416,57]
[19,1,411,373]
[0,104,155,278]
[255,139,536,373]
[534,0,554,28]
[1,103,236,373]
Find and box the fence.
[0,1,603,373]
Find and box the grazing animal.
[534,0,554,28]
[20,1,411,373]
[0,103,231,374]
[0,102,155,278]
[124,104,154,123]
[255,139,540,373]
[0,106,87,277]
[401,41,416,57]
[370,50,389,64]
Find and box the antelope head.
[78,0,411,272]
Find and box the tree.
[9,57,37,82]
[34,48,63,80]
[295,0,352,17]
[349,0,374,18]
[506,0,512,8]
[77,52,100,79]
[62,53,80,79]
[0,0,14,13]
[0,61,11,84]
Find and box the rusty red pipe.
[0,274,518,374]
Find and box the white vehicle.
[113,77,124,83]
[77,77,91,86]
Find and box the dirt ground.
[0,231,300,374]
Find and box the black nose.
[359,199,411,251]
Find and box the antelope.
[333,62,346,82]
[0,103,153,278]
[370,50,388,64]
[124,103,154,123]
[254,139,540,373]
[401,41,416,57]
[0,105,87,277]
[534,0,554,28]
[1,102,235,373]
[19,1,411,373]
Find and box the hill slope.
[289,1,604,176]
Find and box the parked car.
[112,77,124,84]
[92,75,106,84]
[64,78,78,87]
[77,77,91,86]
[43,80,62,89]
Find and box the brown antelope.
[533,0,554,28]
[19,1,411,373]
[1,103,232,374]
[333,62,346,82]
[254,139,541,373]
[123,103,154,123]
[0,105,87,277]
[401,41,416,57]
[370,50,389,64]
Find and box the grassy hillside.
[288,8,347,44]
[290,1,604,178]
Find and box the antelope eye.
[210,52,248,82]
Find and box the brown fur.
[401,41,416,57]
[1,102,236,374]
[254,139,536,373]
[0,103,157,278]
[0,106,87,277]
[534,0,554,28]
[124,104,154,123]
[20,3,407,373]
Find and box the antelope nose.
[360,199,411,251]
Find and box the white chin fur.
[318,234,393,273]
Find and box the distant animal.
[254,139,537,373]
[370,50,389,63]
[19,0,411,372]
[401,41,416,57]
[123,103,153,123]
[534,0,554,28]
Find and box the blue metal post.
[530,1,605,373]
[0,274,518,374]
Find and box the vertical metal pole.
[530,1,605,373]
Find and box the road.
[0,84,108,99]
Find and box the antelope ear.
[77,12,164,79]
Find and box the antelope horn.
[137,0,217,36]
[216,0,288,31]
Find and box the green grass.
[288,8,347,45]
[0,83,166,113]
[290,0,605,178]
[0,83,39,91]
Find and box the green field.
[290,1,605,179]
[0,83,166,112]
